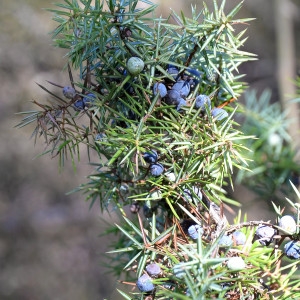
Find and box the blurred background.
[0,0,299,299]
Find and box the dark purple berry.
[284,240,300,259]
[166,89,181,105]
[143,150,158,164]
[172,80,190,98]
[74,99,85,110]
[63,86,76,99]
[254,225,275,246]
[195,95,211,112]
[211,107,229,121]
[149,163,164,176]
[136,274,155,292]
[153,83,167,98]
[167,64,179,79]
[188,224,203,240]
[143,204,153,218]
[83,93,96,107]
[130,202,140,213]
[186,68,202,78]
[146,263,161,277]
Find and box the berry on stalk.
[143,150,158,164]
[188,224,203,240]
[62,86,76,99]
[127,57,145,75]
[146,263,161,277]
[195,95,211,112]
[232,231,246,246]
[82,93,96,107]
[136,274,155,292]
[74,99,85,110]
[254,225,276,246]
[153,83,167,98]
[149,163,164,176]
[218,235,233,247]
[284,240,300,259]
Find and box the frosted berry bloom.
[149,163,164,176]
[143,150,158,164]
[227,257,246,271]
[136,274,155,292]
[232,231,246,246]
[62,86,76,99]
[146,263,161,277]
[218,235,233,247]
[254,224,276,246]
[126,57,144,75]
[211,107,229,121]
[195,95,211,112]
[188,224,203,240]
[284,241,300,259]
[279,215,297,234]
[153,83,167,98]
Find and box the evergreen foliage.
[16,0,300,298]
[236,88,300,204]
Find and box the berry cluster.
[62,85,96,111]
[152,64,229,119]
[136,263,162,293]
[143,150,164,177]
[134,210,300,297]
[251,215,300,259]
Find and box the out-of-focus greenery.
[236,84,300,206]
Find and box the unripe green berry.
[126,57,145,75]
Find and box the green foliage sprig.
[17,0,300,299]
